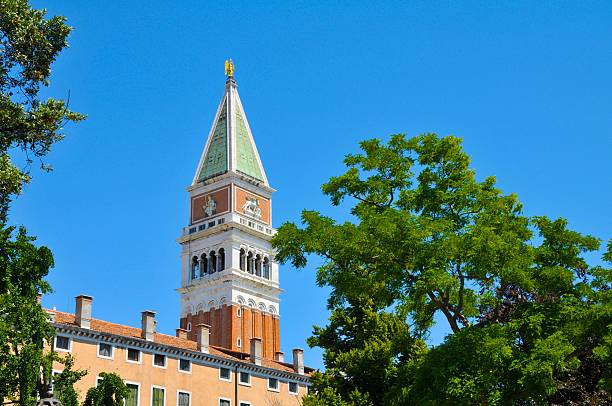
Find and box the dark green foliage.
[272,134,612,405]
[306,301,425,405]
[0,0,84,222]
[51,354,87,406]
[0,1,84,404]
[0,225,55,405]
[83,373,128,406]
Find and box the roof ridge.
[47,308,311,374]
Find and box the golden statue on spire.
[224,59,235,77]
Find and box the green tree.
[273,134,612,405]
[0,0,84,222]
[83,373,128,406]
[304,301,425,406]
[49,354,87,406]
[0,225,54,405]
[0,0,84,404]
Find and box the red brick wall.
[180,305,280,358]
[232,305,242,350]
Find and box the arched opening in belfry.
[200,253,208,276]
[209,251,217,274]
[255,254,262,277]
[247,251,254,274]
[263,257,270,279]
[239,248,246,271]
[218,248,225,271]
[191,256,199,280]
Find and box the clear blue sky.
[13,1,612,370]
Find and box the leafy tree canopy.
[0,0,84,222]
[83,373,128,406]
[0,1,84,404]
[0,225,54,405]
[273,134,612,405]
[49,354,87,406]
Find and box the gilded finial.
[225,59,235,77]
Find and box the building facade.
[50,297,309,406]
[49,65,311,406]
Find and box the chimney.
[141,311,156,341]
[175,328,188,340]
[250,338,262,366]
[46,310,56,323]
[196,324,210,353]
[75,295,93,329]
[292,348,304,375]
[274,351,285,362]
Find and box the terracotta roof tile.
[49,310,310,374]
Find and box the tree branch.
[427,290,461,333]
[349,193,387,209]
[457,262,465,314]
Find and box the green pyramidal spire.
[194,72,268,185]
[197,101,228,180]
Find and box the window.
[209,251,217,274]
[239,249,246,271]
[239,371,250,385]
[50,371,61,392]
[179,359,191,373]
[219,400,230,406]
[191,256,199,280]
[237,338,241,348]
[186,322,192,332]
[127,348,140,363]
[55,336,70,351]
[125,383,139,406]
[97,342,113,359]
[200,254,208,276]
[247,252,254,274]
[177,391,190,406]
[255,254,262,276]
[263,258,270,279]
[218,248,225,271]
[152,386,165,406]
[268,377,279,391]
[237,307,242,318]
[97,377,103,386]
[289,382,298,394]
[153,354,166,368]
[219,367,231,381]
[239,403,251,406]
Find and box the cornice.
[52,324,311,383]
[177,222,273,244]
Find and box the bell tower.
[177,61,281,358]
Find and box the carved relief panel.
[234,186,270,224]
[191,186,230,223]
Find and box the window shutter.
[178,392,190,406]
[152,388,164,406]
[125,384,138,406]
